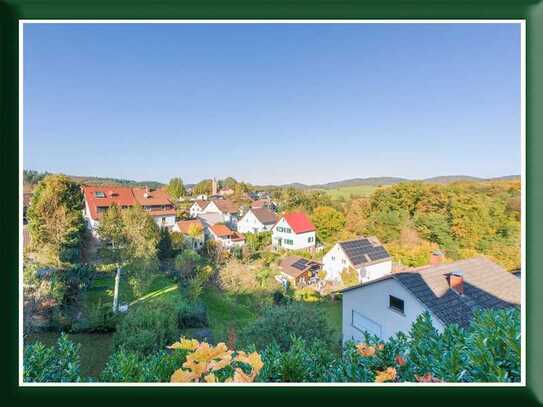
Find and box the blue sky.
[23,23,521,185]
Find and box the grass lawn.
[25,332,114,379]
[200,285,343,345]
[314,300,342,342]
[325,185,379,199]
[84,271,176,310]
[200,287,259,342]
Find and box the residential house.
[237,207,277,234]
[208,224,245,249]
[172,219,205,251]
[271,212,316,251]
[250,198,276,211]
[278,256,322,288]
[322,237,392,284]
[83,185,176,235]
[202,199,241,229]
[189,200,210,218]
[83,186,137,234]
[339,257,520,343]
[132,187,177,229]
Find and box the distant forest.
[23,170,164,190]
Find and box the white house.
[322,237,392,284]
[237,207,277,234]
[208,224,245,249]
[189,200,209,218]
[172,219,205,251]
[132,187,177,229]
[271,212,316,251]
[339,257,520,343]
[201,199,241,229]
[83,186,176,236]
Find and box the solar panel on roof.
[292,259,309,271]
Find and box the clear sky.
[23,22,521,185]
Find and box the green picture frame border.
[2,0,542,403]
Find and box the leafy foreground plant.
[168,337,263,383]
[24,308,520,383]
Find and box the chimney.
[449,271,464,295]
[430,250,444,266]
[144,186,150,199]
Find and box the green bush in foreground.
[24,333,82,382]
[24,307,520,383]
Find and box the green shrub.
[258,337,335,382]
[86,300,118,333]
[113,300,182,355]
[24,333,82,382]
[100,348,187,382]
[293,287,321,302]
[241,302,334,351]
[177,301,208,329]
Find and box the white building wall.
[360,260,393,283]
[190,203,206,218]
[237,211,267,234]
[322,244,350,281]
[271,218,316,251]
[84,200,99,235]
[323,245,393,283]
[342,278,445,343]
[151,214,176,229]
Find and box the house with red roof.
[83,185,176,235]
[208,223,245,249]
[172,219,205,251]
[271,212,316,251]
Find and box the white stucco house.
[208,224,245,249]
[189,200,210,218]
[237,207,277,234]
[201,199,241,229]
[172,219,206,251]
[339,257,520,343]
[322,237,392,284]
[271,212,316,251]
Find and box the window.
[95,191,106,198]
[276,226,283,233]
[342,259,346,264]
[284,239,294,245]
[285,228,292,233]
[308,236,314,243]
[389,295,405,314]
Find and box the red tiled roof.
[210,224,245,241]
[132,187,173,206]
[194,200,210,209]
[282,212,316,234]
[83,186,136,220]
[176,219,204,235]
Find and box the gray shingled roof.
[342,257,520,328]
[250,207,277,225]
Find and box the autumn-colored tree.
[311,206,346,242]
[340,266,359,287]
[166,177,185,201]
[27,175,85,267]
[192,179,212,195]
